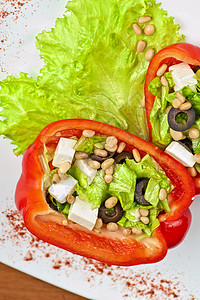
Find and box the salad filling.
[148,62,200,177]
[43,130,173,239]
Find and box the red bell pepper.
[144,43,200,194]
[160,208,192,249]
[15,119,195,266]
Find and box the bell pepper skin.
[160,209,192,249]
[15,119,195,266]
[144,43,200,194]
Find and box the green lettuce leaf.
[126,154,173,196]
[149,80,174,149]
[148,72,174,97]
[74,135,107,153]
[109,163,137,211]
[50,195,70,217]
[144,176,160,207]
[76,169,108,208]
[118,206,160,237]
[0,0,184,155]
[68,164,88,188]
[150,97,172,149]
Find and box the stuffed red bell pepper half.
[145,43,200,194]
[15,119,195,266]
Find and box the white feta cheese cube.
[165,141,195,167]
[169,63,197,92]
[130,208,140,222]
[68,196,98,230]
[74,158,97,185]
[52,138,77,168]
[48,176,77,203]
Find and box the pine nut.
[172,98,181,109]
[52,173,60,184]
[104,174,113,184]
[187,167,197,177]
[145,49,155,61]
[94,148,108,157]
[94,218,103,229]
[189,128,200,139]
[101,158,115,170]
[175,92,186,104]
[159,188,167,201]
[82,129,95,137]
[144,24,155,36]
[139,208,149,217]
[55,132,62,137]
[170,129,185,141]
[117,142,126,153]
[58,172,67,180]
[140,216,149,224]
[132,227,143,235]
[75,151,89,159]
[132,149,141,162]
[141,96,145,108]
[62,220,68,226]
[88,160,101,169]
[105,196,118,209]
[59,161,71,174]
[179,102,192,111]
[122,228,132,237]
[106,136,118,147]
[94,228,102,234]
[66,194,75,204]
[160,75,168,87]
[156,63,168,77]
[165,106,172,114]
[137,40,147,53]
[132,23,142,35]
[194,153,200,164]
[105,165,114,175]
[107,222,118,232]
[104,144,118,152]
[138,16,152,24]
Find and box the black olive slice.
[134,178,150,206]
[178,138,193,153]
[98,202,124,224]
[90,151,115,163]
[114,151,134,164]
[192,66,200,73]
[168,107,195,132]
[46,194,58,211]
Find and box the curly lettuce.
[0,0,184,155]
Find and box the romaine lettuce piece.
[109,163,137,211]
[76,169,108,209]
[74,135,107,153]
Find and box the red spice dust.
[0,0,40,73]
[0,1,31,24]
[24,250,33,261]
[0,208,197,300]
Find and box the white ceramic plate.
[1,1,200,299]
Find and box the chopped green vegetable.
[118,205,160,237]
[144,177,160,207]
[109,163,137,211]
[76,169,108,209]
[68,164,88,188]
[74,135,107,153]
[50,195,70,217]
